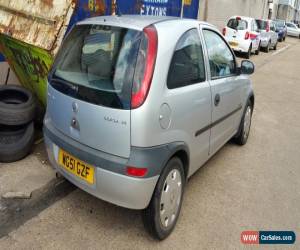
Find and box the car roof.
[78,15,214,31]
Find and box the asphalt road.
[0,37,299,250]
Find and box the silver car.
[286,22,300,38]
[256,19,278,52]
[44,15,255,240]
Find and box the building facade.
[274,0,300,22]
[198,0,269,29]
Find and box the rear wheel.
[273,42,277,50]
[265,41,270,53]
[255,43,260,55]
[245,45,252,59]
[233,100,253,145]
[142,157,185,240]
[283,36,286,41]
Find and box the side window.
[203,29,236,79]
[167,29,206,89]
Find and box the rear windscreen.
[275,20,285,28]
[49,25,142,109]
[227,19,248,30]
[256,20,267,30]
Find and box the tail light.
[236,17,241,21]
[222,27,226,36]
[126,166,148,177]
[245,31,250,40]
[131,25,158,109]
[250,33,257,40]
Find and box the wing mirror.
[240,60,255,75]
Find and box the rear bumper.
[43,116,163,209]
[229,40,250,53]
[44,135,159,209]
[260,37,269,48]
[277,31,285,39]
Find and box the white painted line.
[272,45,291,56]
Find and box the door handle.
[214,94,221,106]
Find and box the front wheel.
[233,100,253,145]
[142,157,185,240]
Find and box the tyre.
[0,85,36,126]
[283,36,286,41]
[245,45,252,59]
[265,41,270,53]
[0,122,34,163]
[273,42,277,50]
[233,100,253,145]
[255,43,260,55]
[142,157,185,240]
[279,37,283,42]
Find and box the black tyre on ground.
[265,41,270,53]
[255,43,260,55]
[283,36,286,41]
[245,45,252,59]
[0,122,35,163]
[0,85,36,126]
[273,42,277,50]
[233,99,253,145]
[142,157,185,240]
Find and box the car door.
[166,28,212,176]
[201,27,243,155]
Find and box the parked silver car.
[286,22,300,38]
[44,15,255,240]
[256,19,278,52]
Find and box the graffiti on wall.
[0,35,52,105]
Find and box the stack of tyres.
[0,85,36,163]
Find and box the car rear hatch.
[225,17,248,41]
[47,23,157,158]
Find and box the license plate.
[229,41,239,47]
[58,149,95,184]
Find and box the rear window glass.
[50,25,142,110]
[227,19,248,30]
[275,20,285,27]
[256,20,267,30]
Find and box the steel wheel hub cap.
[159,169,182,229]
